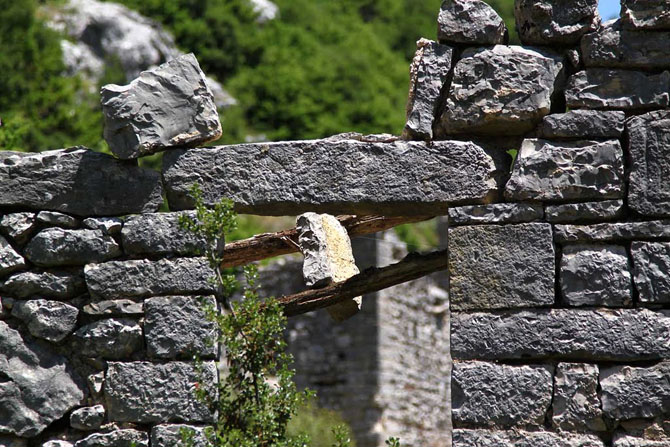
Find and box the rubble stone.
[515,0,599,45]
[121,212,206,257]
[36,211,79,229]
[632,242,670,305]
[0,236,25,278]
[72,319,143,359]
[74,429,148,447]
[437,0,506,45]
[621,0,670,30]
[552,363,606,431]
[70,405,105,431]
[1,269,86,299]
[11,299,79,342]
[0,213,36,245]
[24,228,121,267]
[453,430,605,447]
[554,221,670,243]
[82,218,123,235]
[447,203,543,226]
[545,200,624,224]
[82,300,144,317]
[536,110,625,139]
[601,362,670,421]
[151,424,210,447]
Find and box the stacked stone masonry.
[2,0,670,446]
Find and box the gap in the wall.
[598,0,621,20]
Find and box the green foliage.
[287,401,356,447]
[394,219,439,252]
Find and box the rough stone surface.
[74,429,148,447]
[1,269,86,299]
[121,212,206,257]
[0,320,85,437]
[632,242,670,305]
[70,405,105,431]
[36,211,79,229]
[614,436,670,447]
[555,221,670,243]
[552,363,606,432]
[621,0,670,30]
[11,299,79,342]
[81,218,122,235]
[145,295,217,359]
[601,362,670,421]
[447,203,543,226]
[105,361,217,423]
[0,213,36,245]
[505,139,624,202]
[72,319,143,359]
[0,148,163,216]
[0,437,27,447]
[0,236,25,278]
[453,430,605,447]
[515,0,599,45]
[402,39,452,140]
[536,110,625,139]
[162,139,498,215]
[560,245,633,307]
[82,300,144,317]
[545,200,624,224]
[25,228,121,267]
[297,213,361,321]
[566,69,670,110]
[451,309,670,361]
[84,258,215,299]
[437,46,563,136]
[627,110,670,217]
[151,424,210,447]
[101,53,222,160]
[437,0,506,45]
[42,441,73,447]
[452,361,552,428]
[582,21,670,69]
[449,223,555,311]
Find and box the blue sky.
[598,0,621,20]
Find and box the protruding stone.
[297,213,361,321]
[87,372,104,396]
[402,39,453,140]
[105,361,217,423]
[42,441,74,447]
[145,296,217,359]
[515,0,599,45]
[453,430,605,447]
[25,228,121,267]
[627,110,670,217]
[601,362,670,421]
[101,53,222,160]
[552,363,606,432]
[437,0,506,45]
[452,361,553,428]
[70,405,105,430]
[74,429,148,447]
[0,213,36,245]
[613,420,670,447]
[545,200,624,224]
[162,139,498,215]
[447,203,543,226]
[437,46,563,136]
[0,236,25,278]
[84,258,215,299]
[449,223,555,311]
[82,217,123,235]
[121,212,206,257]
[151,424,210,447]
[36,211,79,229]
[0,148,163,216]
[11,299,79,342]
[536,110,625,139]
[632,242,670,305]
[560,245,632,307]
[82,300,144,317]
[1,269,86,299]
[452,309,670,361]
[505,139,624,202]
[73,319,143,359]
[621,0,670,30]
[566,69,670,110]
[555,221,670,243]
[0,320,85,437]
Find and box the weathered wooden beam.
[221,215,432,268]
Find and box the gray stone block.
[42,441,72,447]
[447,203,543,226]
[1,269,86,299]
[449,223,555,311]
[552,363,606,432]
[73,319,143,359]
[632,242,670,305]
[151,424,210,447]
[621,0,670,30]
[436,46,563,136]
[402,39,452,141]
[11,299,79,342]
[566,69,670,110]
[105,361,217,423]
[0,213,36,245]
[25,229,121,267]
[36,211,79,229]
[437,0,506,45]
[82,299,144,317]
[74,429,148,447]
[121,212,206,257]
[560,245,632,307]
[0,236,25,278]
[0,320,85,437]
[554,221,670,243]
[505,139,624,202]
[536,110,626,139]
[101,53,222,159]
[601,362,670,421]
[162,138,497,215]
[453,430,605,447]
[515,0,599,45]
[0,148,163,216]
[545,200,624,224]
[452,361,552,428]
[627,110,670,217]
[145,295,217,359]
[451,308,670,361]
[82,217,123,235]
[84,258,216,299]
[70,405,105,431]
